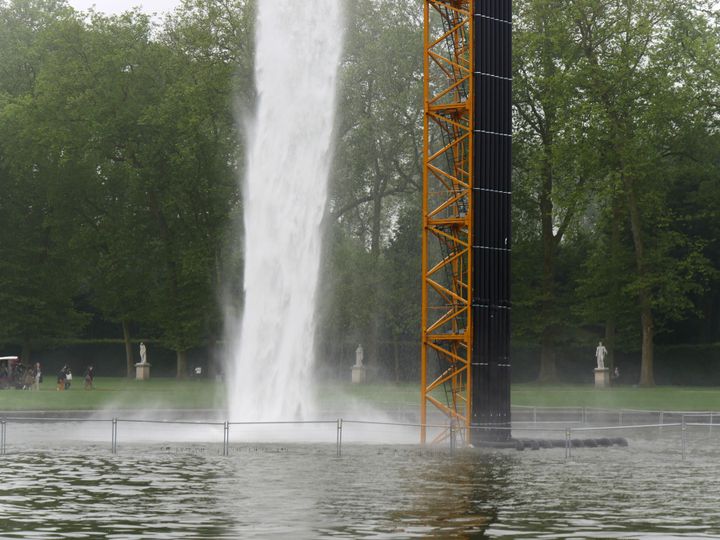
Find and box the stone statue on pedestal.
[595,341,607,369]
[139,342,147,364]
[352,344,366,383]
[355,344,364,368]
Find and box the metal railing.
[1,410,719,461]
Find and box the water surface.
[1,430,719,539]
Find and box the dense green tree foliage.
[324,0,423,370]
[510,0,720,384]
[0,0,717,384]
[0,0,248,376]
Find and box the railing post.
[533,407,537,424]
[223,421,229,456]
[1,418,5,455]
[681,416,687,461]
[710,412,714,435]
[565,427,571,460]
[336,418,343,457]
[619,410,623,425]
[111,418,118,454]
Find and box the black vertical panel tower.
[471,0,512,444]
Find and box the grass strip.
[1,379,719,413]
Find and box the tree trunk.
[623,172,655,386]
[538,142,558,382]
[604,317,616,373]
[122,320,134,378]
[176,349,187,379]
[639,295,655,386]
[393,339,400,383]
[367,185,383,371]
[605,198,621,373]
[538,334,558,382]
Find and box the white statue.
[139,342,147,364]
[355,344,364,368]
[595,341,607,369]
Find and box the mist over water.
[225,1,344,422]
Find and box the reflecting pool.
[1,428,719,538]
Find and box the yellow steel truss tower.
[420,0,473,444]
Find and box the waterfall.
[226,1,344,422]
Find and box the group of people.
[55,364,95,391]
[0,359,97,391]
[0,362,39,390]
[56,365,71,391]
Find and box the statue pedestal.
[135,363,151,381]
[351,365,366,384]
[594,368,610,388]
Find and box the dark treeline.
[0,0,718,383]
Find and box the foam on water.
[225,1,344,422]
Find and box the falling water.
[226,1,344,422]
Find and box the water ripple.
[0,436,719,538]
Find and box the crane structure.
[420,0,511,446]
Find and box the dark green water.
[0,429,719,538]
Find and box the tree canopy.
[0,0,717,383]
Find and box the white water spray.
[226,1,344,422]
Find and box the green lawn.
[512,384,720,411]
[1,379,720,413]
[319,382,419,407]
[329,382,720,412]
[0,377,223,412]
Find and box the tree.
[326,0,423,369]
[570,0,715,384]
[133,0,257,376]
[0,2,250,376]
[512,0,599,380]
[0,0,89,362]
